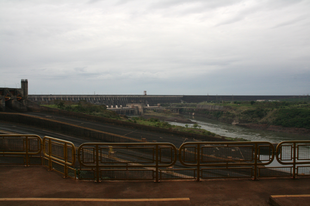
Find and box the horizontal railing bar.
[2,134,310,181]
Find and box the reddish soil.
[1,166,310,206]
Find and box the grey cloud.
[272,15,307,28]
[215,15,245,27]
[88,0,103,4]
[74,67,87,73]
[0,0,309,95]
[265,0,305,10]
[150,0,243,10]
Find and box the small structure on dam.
[0,79,28,112]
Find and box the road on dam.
[0,111,217,179]
[0,111,202,147]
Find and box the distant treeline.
[50,100,120,119]
[169,101,310,129]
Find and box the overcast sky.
[1,0,310,95]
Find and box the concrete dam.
[28,94,303,107]
[0,79,305,111]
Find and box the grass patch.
[128,117,217,137]
[41,100,121,119]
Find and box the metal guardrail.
[0,134,42,166]
[42,136,76,179]
[276,141,310,178]
[179,141,275,181]
[1,134,310,182]
[78,142,177,182]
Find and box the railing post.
[48,138,52,171]
[293,143,296,179]
[95,144,100,183]
[155,144,159,183]
[197,143,200,182]
[253,143,258,180]
[25,136,29,167]
[40,137,43,166]
[64,142,68,178]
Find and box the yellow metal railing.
[179,141,275,181]
[276,140,310,178]
[78,142,177,182]
[0,134,42,166]
[42,136,76,179]
[1,134,310,182]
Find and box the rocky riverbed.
[236,123,310,135]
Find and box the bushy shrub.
[273,109,310,129]
[242,108,267,119]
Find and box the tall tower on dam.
[21,79,28,99]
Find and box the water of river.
[169,115,309,143]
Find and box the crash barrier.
[79,140,308,182]
[179,141,275,181]
[0,134,42,166]
[1,134,310,181]
[42,136,76,179]
[276,141,310,179]
[78,142,177,182]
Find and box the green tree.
[54,100,65,109]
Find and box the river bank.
[144,107,310,135]
[40,103,233,141]
[142,108,310,136]
[174,100,310,136]
[236,123,310,135]
[180,111,310,135]
[169,115,310,143]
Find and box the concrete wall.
[126,103,145,115]
[182,95,304,102]
[28,95,183,107]
[28,94,304,108]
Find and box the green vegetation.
[273,109,310,129]
[161,103,197,107]
[128,116,217,136]
[43,100,120,119]
[42,100,223,138]
[144,109,179,117]
[173,100,310,129]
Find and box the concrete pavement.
[1,166,310,206]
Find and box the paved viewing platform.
[1,166,310,206]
